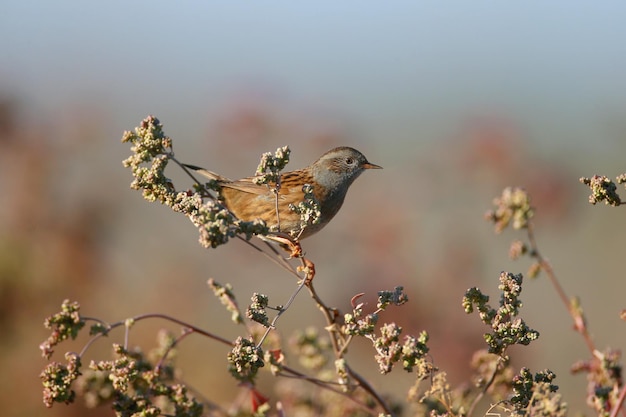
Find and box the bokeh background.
[2,2,625,416]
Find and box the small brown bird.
[185,146,381,239]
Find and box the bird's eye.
[345,157,354,165]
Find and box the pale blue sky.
[2,2,626,148]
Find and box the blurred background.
[2,2,625,416]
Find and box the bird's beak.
[362,162,382,170]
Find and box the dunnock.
[185,146,381,239]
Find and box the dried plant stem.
[305,280,343,353]
[305,279,393,415]
[609,384,626,417]
[337,335,354,357]
[346,364,394,415]
[526,223,597,353]
[218,228,389,413]
[467,358,502,417]
[279,368,379,416]
[257,277,308,347]
[127,313,236,345]
[155,327,194,371]
[235,238,315,349]
[85,310,379,414]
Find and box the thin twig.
[278,368,378,416]
[305,279,392,415]
[305,280,343,353]
[155,327,194,372]
[609,383,626,417]
[173,377,228,417]
[257,278,308,348]
[124,322,130,350]
[78,331,109,357]
[81,308,380,413]
[337,335,354,357]
[467,357,502,417]
[527,223,596,353]
[346,364,394,416]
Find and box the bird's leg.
[266,232,303,259]
[263,231,314,280]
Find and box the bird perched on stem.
[185,146,381,240]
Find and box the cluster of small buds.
[290,327,331,371]
[39,299,203,415]
[227,336,265,383]
[253,146,291,186]
[184,198,267,248]
[170,191,203,216]
[264,349,285,376]
[371,324,430,375]
[498,271,523,315]
[86,343,202,416]
[189,200,237,248]
[89,322,110,336]
[485,187,534,233]
[207,279,243,324]
[75,364,112,408]
[289,183,322,236]
[238,218,270,240]
[571,348,622,416]
[342,288,431,376]
[527,261,542,279]
[417,371,454,412]
[40,299,85,359]
[377,286,409,310]
[463,287,493,320]
[470,349,514,400]
[343,302,378,337]
[343,287,408,337]
[334,358,350,388]
[129,155,175,204]
[510,368,566,416]
[463,272,539,357]
[90,344,140,392]
[122,116,175,205]
[508,239,528,260]
[123,117,271,249]
[149,329,178,370]
[246,293,270,327]
[579,175,623,206]
[168,384,203,417]
[401,332,431,375]
[40,352,82,407]
[122,116,173,163]
[373,323,402,374]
